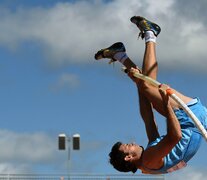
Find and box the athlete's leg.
[136,40,192,116]
[130,16,167,117]
[138,39,167,116]
[133,21,161,141]
[143,41,192,113]
[142,41,158,79]
[130,17,165,115]
[94,20,192,117]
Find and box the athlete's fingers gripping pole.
[122,67,207,141]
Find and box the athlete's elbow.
[175,133,182,142]
[167,131,182,144]
[170,132,182,144]
[176,128,182,141]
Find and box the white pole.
[123,67,207,141]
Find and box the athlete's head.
[109,141,143,173]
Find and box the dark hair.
[109,142,137,173]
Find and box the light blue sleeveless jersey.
[142,98,207,174]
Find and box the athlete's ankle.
[145,31,156,43]
[113,52,129,64]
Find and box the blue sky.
[0,0,207,179]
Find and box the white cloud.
[145,0,174,16]
[0,129,107,173]
[0,129,65,173]
[0,163,32,174]
[50,73,80,92]
[166,166,207,180]
[0,130,58,164]
[0,0,206,71]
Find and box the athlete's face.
[119,142,140,155]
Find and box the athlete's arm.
[142,86,182,168]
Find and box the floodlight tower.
[58,133,80,178]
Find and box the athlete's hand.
[159,84,170,104]
[128,67,142,84]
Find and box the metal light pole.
[58,133,80,179]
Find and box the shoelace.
[108,58,117,65]
[138,32,145,39]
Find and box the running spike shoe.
[130,16,161,39]
[94,42,125,64]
